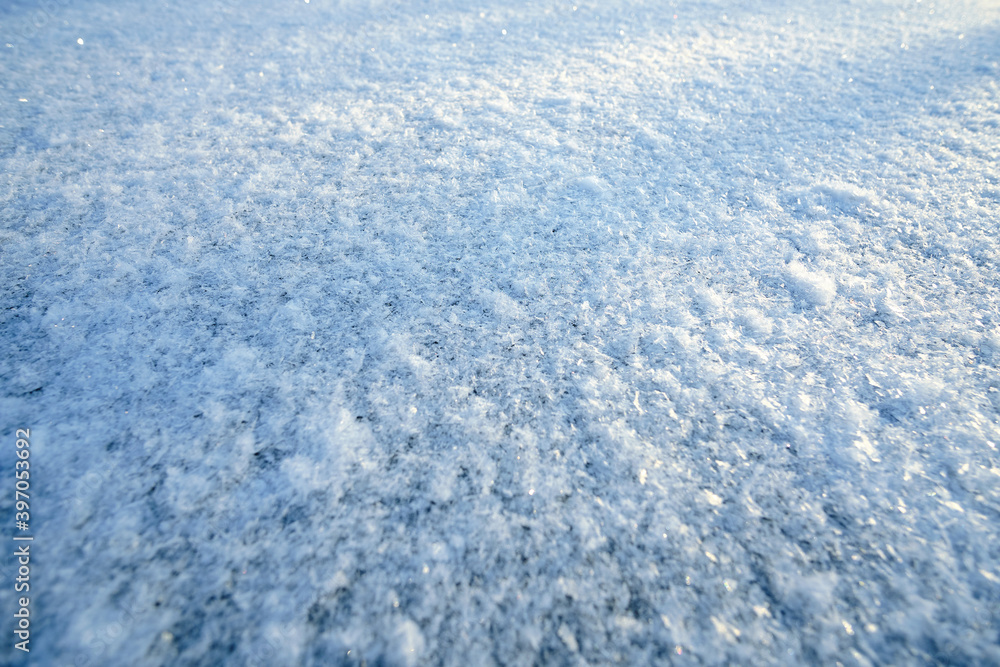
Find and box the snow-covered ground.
[2,0,999,664]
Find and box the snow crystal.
[785,260,837,307]
[2,0,999,664]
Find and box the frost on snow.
[2,0,1000,664]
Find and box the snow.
[1,0,999,664]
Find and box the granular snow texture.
[2,0,1000,664]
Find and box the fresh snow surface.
[2,0,1000,664]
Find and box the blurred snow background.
[1,0,999,664]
